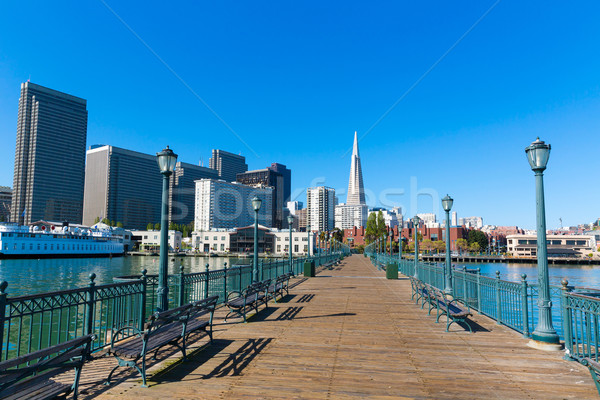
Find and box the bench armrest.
[227,291,243,302]
[110,326,145,352]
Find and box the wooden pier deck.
[80,254,597,399]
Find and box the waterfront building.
[11,82,88,225]
[169,161,219,226]
[459,216,484,229]
[209,149,247,182]
[346,131,366,206]
[506,234,593,258]
[0,187,11,222]
[237,167,285,229]
[369,208,401,228]
[192,226,312,256]
[307,186,335,232]
[336,204,368,230]
[194,179,273,231]
[130,230,182,252]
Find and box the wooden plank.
[72,255,598,399]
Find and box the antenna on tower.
[559,217,563,229]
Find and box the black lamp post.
[156,146,177,312]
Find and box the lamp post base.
[527,339,563,351]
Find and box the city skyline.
[1,2,599,229]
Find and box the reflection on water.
[0,255,258,296]
[457,262,600,289]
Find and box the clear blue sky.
[0,1,599,230]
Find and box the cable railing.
[0,252,345,362]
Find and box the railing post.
[204,263,210,300]
[85,273,96,337]
[462,266,467,302]
[521,274,529,338]
[223,263,228,301]
[0,281,8,358]
[239,266,243,292]
[259,259,263,281]
[561,279,574,359]
[476,268,481,314]
[178,265,185,307]
[140,269,147,330]
[495,271,502,325]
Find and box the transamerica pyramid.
[346,131,366,205]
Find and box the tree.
[94,217,100,224]
[376,211,386,238]
[101,218,109,225]
[147,223,154,231]
[110,220,115,227]
[365,213,377,244]
[467,230,488,252]
[469,242,481,253]
[433,240,446,253]
[154,223,160,230]
[116,222,124,228]
[332,228,343,243]
[455,238,468,254]
[421,239,434,254]
[169,222,177,230]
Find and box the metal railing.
[0,252,345,362]
[368,251,600,363]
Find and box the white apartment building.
[130,230,183,251]
[369,208,402,228]
[459,216,484,229]
[417,213,438,228]
[194,179,273,231]
[506,234,593,258]
[192,227,313,256]
[451,211,458,226]
[307,186,335,232]
[335,204,368,230]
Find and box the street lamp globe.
[156,146,178,175]
[287,215,294,225]
[525,137,551,172]
[413,215,420,226]
[441,195,454,212]
[252,196,262,212]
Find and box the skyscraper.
[236,168,284,228]
[208,149,248,182]
[268,163,291,203]
[307,186,335,232]
[11,82,88,225]
[194,179,273,230]
[83,145,218,230]
[346,131,366,206]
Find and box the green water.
[0,255,260,296]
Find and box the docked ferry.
[0,222,126,259]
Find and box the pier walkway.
[81,254,596,399]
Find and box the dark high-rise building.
[83,145,161,229]
[236,168,285,229]
[268,163,291,203]
[169,161,219,226]
[83,145,218,230]
[0,186,12,222]
[209,149,248,182]
[11,82,88,225]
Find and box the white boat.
[0,222,125,259]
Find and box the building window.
[221,236,225,241]
[294,237,298,241]
[213,236,217,240]
[205,236,209,240]
[277,245,281,252]
[294,245,298,252]
[566,240,576,245]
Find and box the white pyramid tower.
[346,131,366,205]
